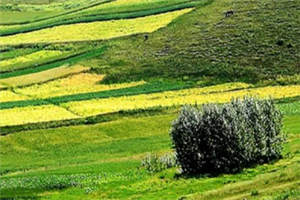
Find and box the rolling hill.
[0,0,299,199]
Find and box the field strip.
[14,73,145,99]
[0,84,298,127]
[0,0,208,37]
[0,8,193,45]
[0,90,30,103]
[0,105,79,127]
[0,50,66,73]
[0,47,106,79]
[0,0,114,26]
[0,82,250,109]
[1,152,148,177]
[80,0,193,14]
[1,97,299,134]
[0,48,40,61]
[0,65,90,89]
[62,85,300,117]
[0,106,174,135]
[189,177,300,200]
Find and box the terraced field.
[0,0,299,199]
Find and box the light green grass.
[0,101,299,199]
[0,10,61,24]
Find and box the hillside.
[0,0,299,199]
[90,0,300,83]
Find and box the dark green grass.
[0,50,77,73]
[0,47,39,61]
[0,80,191,110]
[0,0,208,36]
[0,46,106,79]
[0,101,299,199]
[87,0,300,84]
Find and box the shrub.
[170,97,285,175]
[141,152,178,173]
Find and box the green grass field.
[0,0,299,199]
[0,102,299,199]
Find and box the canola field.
[0,105,79,126]
[15,73,145,99]
[0,50,65,72]
[62,84,300,117]
[1,83,299,127]
[0,64,90,88]
[0,8,192,45]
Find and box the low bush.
[141,152,178,173]
[170,97,285,175]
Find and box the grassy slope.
[0,101,299,199]
[88,0,300,84]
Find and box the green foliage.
[251,190,259,196]
[170,97,285,175]
[141,152,177,173]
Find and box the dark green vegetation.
[88,0,300,83]
[171,98,284,174]
[0,101,299,199]
[0,47,39,60]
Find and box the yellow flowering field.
[0,64,89,89]
[81,0,187,14]
[0,8,193,45]
[1,83,298,127]
[0,50,64,72]
[62,84,300,117]
[16,73,145,99]
[0,105,79,127]
[0,90,29,103]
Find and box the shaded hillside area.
[88,0,300,83]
